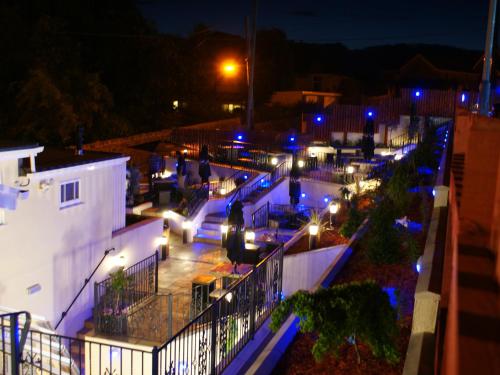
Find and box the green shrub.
[384,163,412,216]
[339,204,365,238]
[366,200,402,264]
[270,280,400,365]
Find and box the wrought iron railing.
[389,130,421,149]
[94,251,159,336]
[1,311,153,375]
[208,170,251,199]
[252,201,270,229]
[226,161,289,215]
[186,184,209,217]
[155,244,284,375]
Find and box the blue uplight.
[289,136,295,142]
[301,193,306,198]
[416,263,421,273]
[367,111,374,118]
[324,197,329,203]
[415,90,421,98]
[314,115,324,124]
[432,189,436,197]
[461,93,466,103]
[236,134,243,141]
[244,175,248,180]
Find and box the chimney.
[76,125,84,155]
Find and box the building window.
[172,100,179,110]
[60,180,80,208]
[222,103,243,113]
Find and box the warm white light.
[245,231,255,242]
[359,180,365,188]
[115,255,126,268]
[329,202,339,214]
[347,166,355,174]
[160,170,172,179]
[182,220,192,230]
[220,188,227,195]
[162,210,172,219]
[394,154,403,161]
[158,236,168,246]
[298,160,305,168]
[183,149,188,154]
[381,151,391,156]
[271,157,278,166]
[225,292,233,303]
[220,224,228,234]
[309,224,319,236]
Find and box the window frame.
[60,179,81,208]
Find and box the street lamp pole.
[479,0,498,116]
[246,0,257,131]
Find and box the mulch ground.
[273,192,432,375]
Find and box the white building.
[0,143,163,336]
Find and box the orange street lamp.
[221,60,239,77]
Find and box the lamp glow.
[324,197,329,203]
[347,165,355,174]
[416,256,423,273]
[329,202,339,214]
[394,154,403,161]
[314,115,324,124]
[309,224,319,236]
[225,292,233,303]
[245,231,255,243]
[220,224,228,234]
[289,136,295,142]
[415,90,421,98]
[236,134,243,141]
[220,188,227,195]
[221,60,238,77]
[367,111,374,117]
[158,236,168,246]
[182,220,192,230]
[271,157,278,166]
[298,160,305,168]
[115,255,126,268]
[301,193,306,198]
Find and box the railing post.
[210,302,218,375]
[154,251,159,294]
[249,265,257,339]
[10,314,20,375]
[167,294,173,339]
[93,282,98,331]
[266,201,270,227]
[151,346,159,375]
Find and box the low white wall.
[282,244,347,297]
[299,179,343,208]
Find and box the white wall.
[0,154,162,337]
[299,179,344,208]
[282,244,346,296]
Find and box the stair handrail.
[0,310,31,373]
[54,248,115,330]
[226,161,289,216]
[251,201,270,229]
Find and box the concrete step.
[202,221,224,231]
[194,233,221,244]
[205,212,227,224]
[197,227,221,238]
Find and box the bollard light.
[221,224,228,247]
[245,230,256,243]
[182,220,193,244]
[329,202,339,228]
[309,224,319,250]
[220,188,227,195]
[309,224,319,236]
[159,235,169,260]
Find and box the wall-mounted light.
[114,255,126,268]
[298,160,305,168]
[271,157,278,166]
[329,202,339,215]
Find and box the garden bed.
[273,191,433,375]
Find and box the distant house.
[0,143,163,336]
[386,53,487,90]
[270,90,342,109]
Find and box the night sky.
[139,0,489,50]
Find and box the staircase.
[451,153,465,208]
[194,211,226,244]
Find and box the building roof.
[35,149,126,172]
[0,141,40,152]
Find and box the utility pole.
[246,0,257,130]
[479,0,498,116]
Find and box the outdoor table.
[191,274,217,310]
